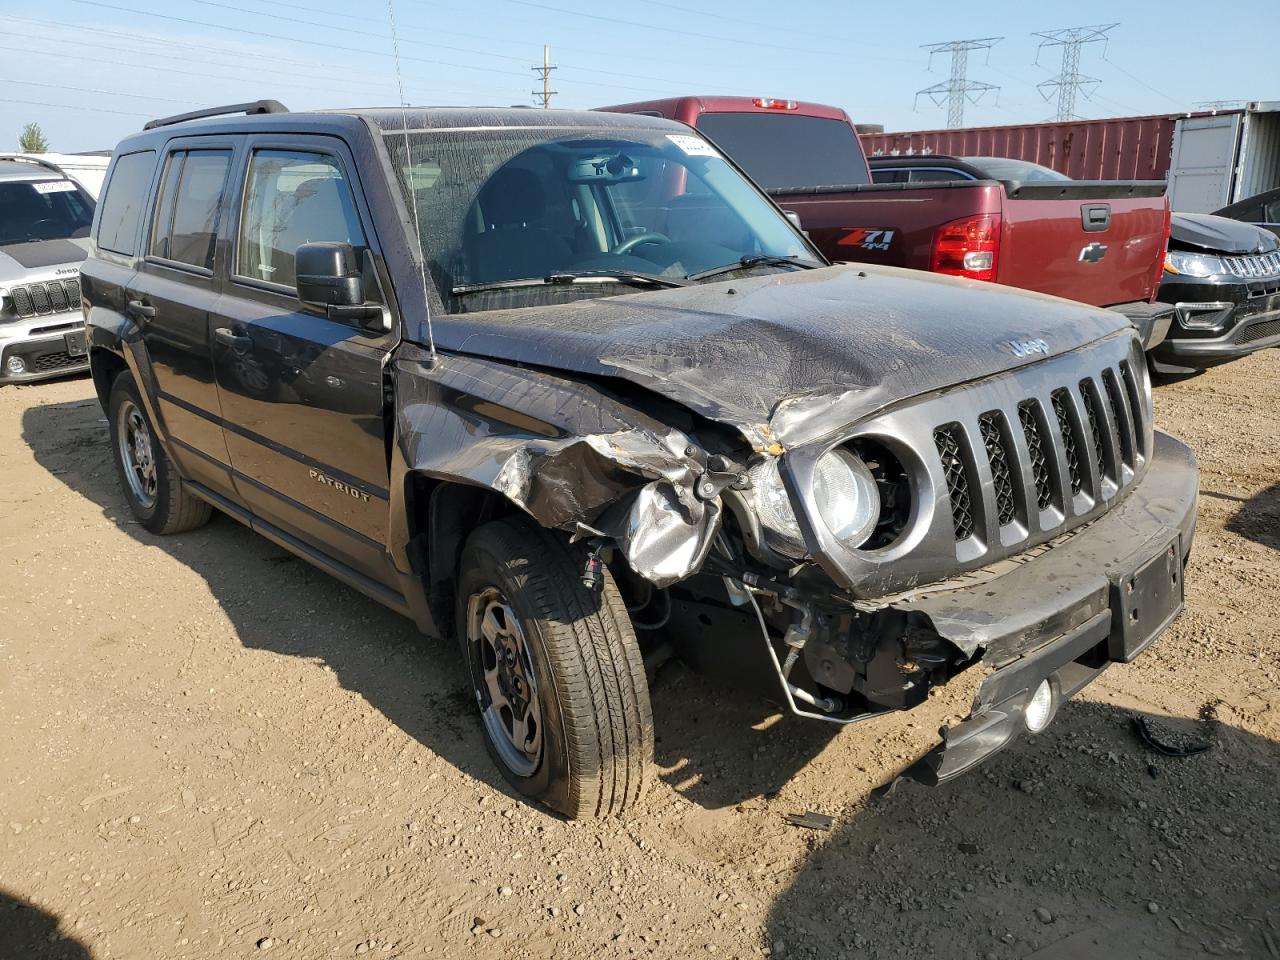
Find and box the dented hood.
[1169,212,1279,255]
[431,264,1127,448]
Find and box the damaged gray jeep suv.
[82,102,1198,818]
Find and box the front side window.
[149,149,232,269]
[237,150,367,289]
[382,127,820,312]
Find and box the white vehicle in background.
[2,152,113,198]
[0,155,97,383]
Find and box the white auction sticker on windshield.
[33,180,77,194]
[666,134,719,158]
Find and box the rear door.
[211,135,395,586]
[127,138,239,497]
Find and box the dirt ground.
[1,350,1277,960]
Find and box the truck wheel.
[107,371,212,535]
[456,517,652,818]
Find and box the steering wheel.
[611,232,671,256]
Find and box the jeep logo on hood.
[1003,337,1050,358]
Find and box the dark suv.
[82,102,1199,818]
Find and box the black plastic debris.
[1131,716,1213,758]
[784,811,834,831]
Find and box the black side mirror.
[295,242,384,326]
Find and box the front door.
[211,137,396,586]
[127,140,238,497]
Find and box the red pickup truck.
[597,96,1173,346]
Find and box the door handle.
[214,327,253,351]
[126,299,156,320]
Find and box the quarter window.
[95,150,156,256]
[237,150,366,289]
[149,149,232,270]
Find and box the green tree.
[18,122,48,153]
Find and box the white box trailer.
[1167,102,1280,213]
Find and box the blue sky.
[2,0,1277,153]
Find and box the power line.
[246,0,789,76]
[189,0,731,91]
[70,0,675,96]
[916,38,1001,128]
[623,0,916,60]
[497,0,893,62]
[3,97,150,119]
[532,45,557,109]
[0,76,197,106]
[1099,54,1183,108]
[0,15,519,100]
[1033,23,1117,121]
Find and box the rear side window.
[149,149,233,270]
[696,113,870,190]
[236,150,366,289]
[95,150,156,256]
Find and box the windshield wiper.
[686,254,821,282]
[453,270,689,296]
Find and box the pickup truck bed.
[775,177,1170,308]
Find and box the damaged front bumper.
[904,430,1197,782]
[785,430,1197,783]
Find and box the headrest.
[478,167,545,227]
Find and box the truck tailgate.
[998,181,1169,306]
[772,181,1003,270]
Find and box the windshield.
[382,126,819,312]
[0,179,95,245]
[960,157,1070,183]
[696,113,870,190]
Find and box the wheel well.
[407,477,518,632]
[90,348,127,411]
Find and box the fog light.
[5,355,26,376]
[1024,679,1055,734]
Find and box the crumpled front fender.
[391,344,719,586]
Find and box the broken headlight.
[748,450,881,557]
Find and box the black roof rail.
[143,100,289,131]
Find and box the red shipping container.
[861,114,1191,181]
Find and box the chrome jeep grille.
[792,333,1153,598]
[927,344,1146,553]
[1223,252,1280,280]
[6,279,81,319]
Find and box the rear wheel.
[456,517,652,818]
[108,372,212,535]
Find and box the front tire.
[456,517,652,818]
[107,371,212,535]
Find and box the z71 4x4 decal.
[837,227,895,251]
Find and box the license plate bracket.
[64,330,87,357]
[1108,534,1184,663]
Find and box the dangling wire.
[386,0,437,364]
